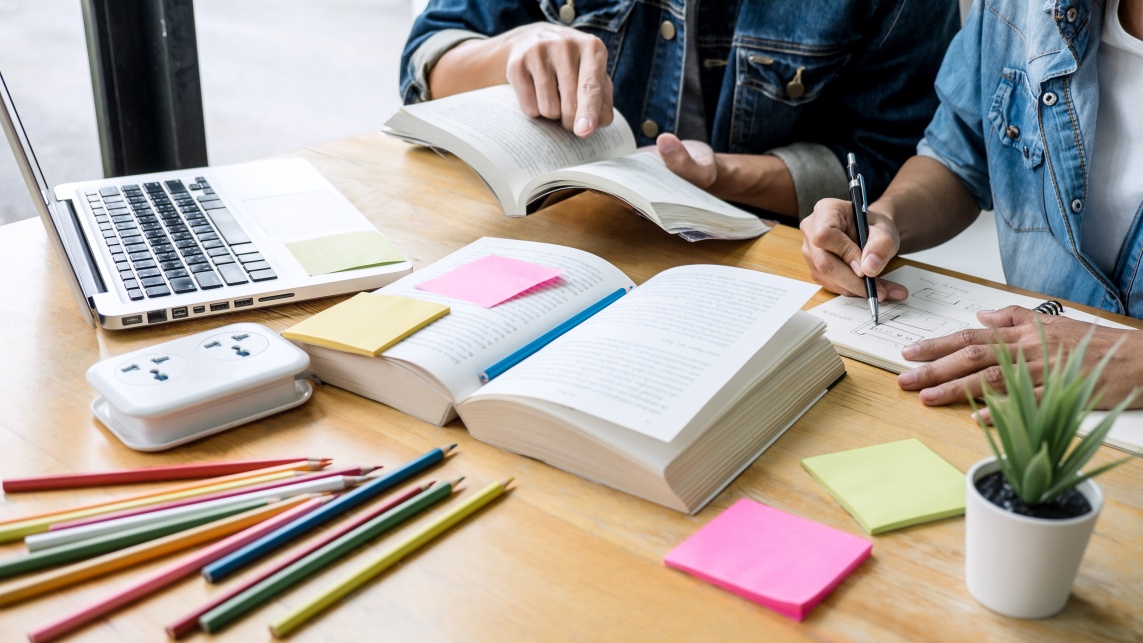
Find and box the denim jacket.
[919,0,1142,317]
[400,0,959,215]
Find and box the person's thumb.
[859,218,899,278]
[657,134,697,179]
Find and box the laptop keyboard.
[84,177,276,301]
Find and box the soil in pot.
[975,471,1091,519]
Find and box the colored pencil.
[27,475,368,552]
[2,457,330,492]
[0,495,312,608]
[203,444,456,583]
[24,495,333,643]
[0,496,274,579]
[0,470,296,543]
[270,478,512,637]
[165,481,431,638]
[51,465,377,531]
[200,480,456,633]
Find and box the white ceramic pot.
[964,457,1102,618]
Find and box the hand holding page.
[285,231,406,276]
[415,255,563,308]
[801,439,965,534]
[664,498,871,621]
[282,293,449,357]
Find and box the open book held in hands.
[382,85,770,242]
[286,238,845,513]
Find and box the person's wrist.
[712,154,796,217]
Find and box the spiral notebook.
[809,265,1143,456]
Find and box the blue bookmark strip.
[479,287,629,383]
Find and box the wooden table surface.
[0,133,1140,642]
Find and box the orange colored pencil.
[2,457,330,492]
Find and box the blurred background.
[0,0,1002,282]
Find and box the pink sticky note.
[664,498,872,621]
[415,255,563,308]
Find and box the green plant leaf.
[1039,456,1131,504]
[1020,443,1053,504]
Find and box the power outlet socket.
[87,322,312,451]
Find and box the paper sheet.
[285,231,406,276]
[663,498,871,621]
[415,255,564,308]
[282,293,449,357]
[801,439,965,534]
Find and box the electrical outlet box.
[86,322,313,451]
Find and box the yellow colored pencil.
[0,495,312,607]
[270,479,512,637]
[0,470,297,543]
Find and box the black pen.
[846,153,879,325]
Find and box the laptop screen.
[0,69,96,327]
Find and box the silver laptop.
[0,70,411,330]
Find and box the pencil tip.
[443,443,458,454]
[451,476,466,488]
[502,477,514,488]
[424,480,436,489]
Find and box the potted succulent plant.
[965,329,1133,618]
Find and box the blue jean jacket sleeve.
[915,0,994,211]
[400,0,544,105]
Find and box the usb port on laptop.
[171,306,189,319]
[210,302,230,311]
[234,298,254,308]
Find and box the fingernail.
[659,137,678,153]
[574,117,592,135]
[971,410,984,423]
[898,370,917,386]
[862,254,883,275]
[888,287,908,300]
[901,343,919,359]
[919,388,940,404]
[850,260,862,276]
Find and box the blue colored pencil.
[201,445,455,583]
[479,287,628,383]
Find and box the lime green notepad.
[282,293,449,357]
[801,439,965,534]
[286,231,405,276]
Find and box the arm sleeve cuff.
[767,142,849,220]
[409,29,489,103]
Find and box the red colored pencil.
[2,458,332,492]
[164,481,434,638]
[49,466,379,531]
[25,495,336,643]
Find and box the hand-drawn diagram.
[852,303,967,348]
[909,287,991,313]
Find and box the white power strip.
[86,322,313,451]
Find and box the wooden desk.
[1,134,1140,641]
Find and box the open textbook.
[288,238,846,513]
[382,85,769,242]
[810,265,1143,456]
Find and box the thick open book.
[382,85,769,242]
[291,238,845,513]
[810,265,1143,456]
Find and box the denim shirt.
[400,0,959,212]
[919,0,1142,317]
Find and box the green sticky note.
[282,293,449,357]
[286,231,405,276]
[801,439,965,534]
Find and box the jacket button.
[642,120,659,137]
[1006,125,1020,139]
[559,2,575,23]
[660,20,676,41]
[1042,92,1058,106]
[1023,145,1030,158]
[1066,7,1078,22]
[1071,199,1083,213]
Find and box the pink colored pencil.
[164,481,434,638]
[25,494,336,643]
[49,466,379,531]
[3,458,330,492]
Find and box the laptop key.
[229,243,257,256]
[197,232,218,242]
[124,243,148,253]
[211,254,235,265]
[166,268,189,279]
[143,182,163,193]
[165,180,187,193]
[144,285,171,298]
[137,267,161,278]
[99,187,120,197]
[243,260,271,273]
[192,225,214,235]
[119,269,134,280]
[126,288,144,301]
[141,276,166,288]
[237,252,264,264]
[170,277,197,293]
[128,251,152,262]
[186,254,209,265]
[207,247,231,257]
[181,247,203,257]
[202,239,224,249]
[133,259,157,269]
[194,270,223,289]
[197,195,220,203]
[190,262,214,273]
[201,200,227,211]
[217,262,249,285]
[248,268,277,282]
[160,260,185,271]
[123,279,139,290]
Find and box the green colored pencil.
[0,496,271,579]
[199,479,459,633]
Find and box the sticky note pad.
[664,498,871,621]
[282,293,448,357]
[286,231,405,276]
[801,438,965,534]
[415,255,562,308]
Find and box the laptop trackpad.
[242,191,359,239]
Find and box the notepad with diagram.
[286,237,846,513]
[809,265,1143,455]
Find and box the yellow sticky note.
[801,439,965,534]
[286,231,406,276]
[282,293,449,357]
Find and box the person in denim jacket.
[802,0,1143,410]
[400,0,959,220]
